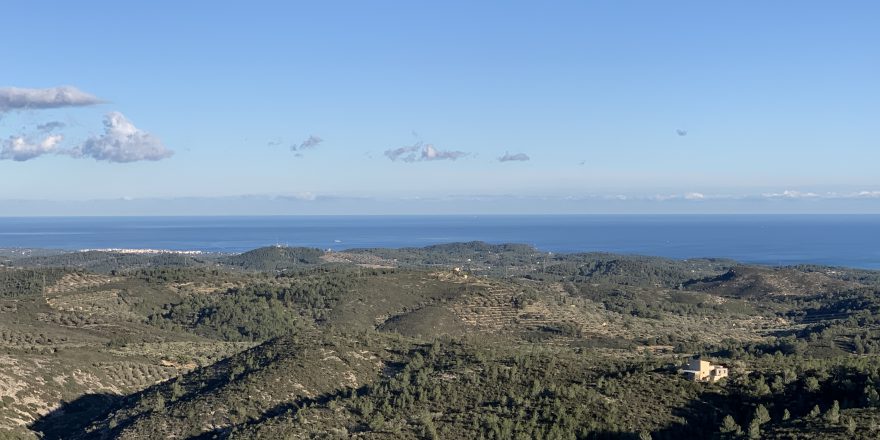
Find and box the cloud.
[278,192,318,201]
[762,190,820,199]
[36,121,66,132]
[0,86,104,112]
[291,135,323,151]
[642,192,716,201]
[650,194,677,201]
[384,141,468,162]
[69,112,173,163]
[855,191,880,198]
[761,190,880,200]
[676,129,688,136]
[384,144,420,161]
[1,134,63,161]
[498,152,530,162]
[423,144,467,161]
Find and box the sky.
[1,1,879,215]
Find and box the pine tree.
[753,376,771,396]
[824,400,840,424]
[420,412,439,440]
[865,385,880,406]
[747,419,761,439]
[854,335,866,354]
[720,415,741,434]
[754,404,770,425]
[845,415,857,434]
[770,375,785,393]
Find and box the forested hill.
[0,243,879,438]
[219,246,324,270]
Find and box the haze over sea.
[0,215,878,269]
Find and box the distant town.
[78,248,205,255]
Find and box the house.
[681,356,728,383]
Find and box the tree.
[805,377,821,392]
[368,413,386,431]
[754,404,770,425]
[420,412,438,440]
[152,394,165,412]
[720,415,741,435]
[752,376,771,397]
[854,335,866,354]
[747,419,761,439]
[770,375,785,393]
[844,415,857,434]
[866,385,880,407]
[171,381,185,400]
[824,400,840,424]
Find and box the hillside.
[0,243,878,439]
[683,266,857,297]
[219,246,325,271]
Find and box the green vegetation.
[0,243,878,438]
[219,246,324,271]
[0,268,70,298]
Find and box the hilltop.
[683,266,857,297]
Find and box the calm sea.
[0,215,878,269]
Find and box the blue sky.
[1,1,878,214]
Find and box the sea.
[0,215,878,269]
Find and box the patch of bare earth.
[45,273,119,296]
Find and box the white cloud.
[684,192,705,200]
[385,141,468,162]
[762,190,821,199]
[498,152,530,162]
[0,86,103,112]
[854,191,880,198]
[1,134,63,161]
[70,112,173,163]
[278,192,317,201]
[423,144,467,161]
[757,190,880,200]
[650,194,677,201]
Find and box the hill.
[219,246,324,271]
[683,266,856,297]
[0,243,878,439]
